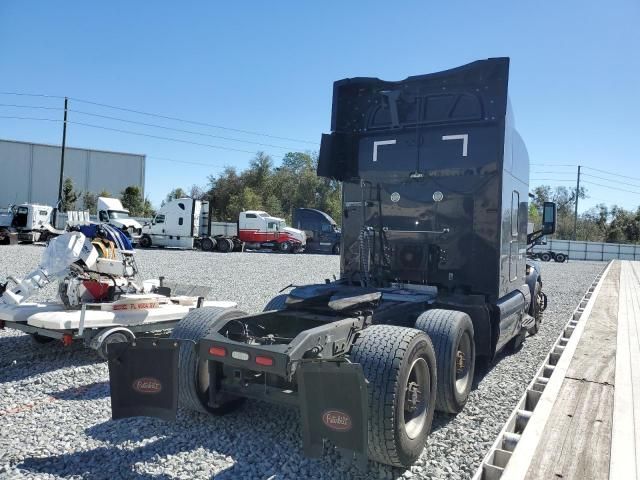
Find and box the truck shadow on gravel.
[16,353,516,480]
[18,402,408,480]
[49,381,110,401]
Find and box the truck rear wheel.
[554,253,566,263]
[170,307,248,414]
[200,237,216,251]
[540,252,552,262]
[139,235,152,248]
[415,309,475,414]
[349,325,437,467]
[217,238,233,253]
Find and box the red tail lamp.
[255,355,274,366]
[209,346,226,357]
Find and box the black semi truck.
[108,57,556,468]
[293,207,341,254]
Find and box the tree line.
[530,184,640,244]
[164,151,341,224]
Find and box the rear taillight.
[255,355,274,366]
[209,346,226,357]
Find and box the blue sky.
[1,1,638,211]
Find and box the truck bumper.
[107,338,369,463]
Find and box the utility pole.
[54,97,68,227]
[573,165,581,240]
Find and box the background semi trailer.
[292,207,341,254]
[97,197,143,243]
[139,198,306,253]
[527,222,566,262]
[107,57,556,468]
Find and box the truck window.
[267,221,278,230]
[178,217,183,226]
[99,211,109,222]
[511,191,519,237]
[155,215,165,224]
[245,213,257,219]
[178,203,185,210]
[39,210,48,216]
[321,223,333,233]
[108,210,131,219]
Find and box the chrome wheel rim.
[403,357,430,439]
[455,332,472,393]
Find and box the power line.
[0,115,283,157]
[581,180,640,196]
[530,163,576,167]
[147,155,229,168]
[72,96,319,145]
[0,114,59,122]
[0,103,300,150]
[581,173,640,190]
[0,91,319,145]
[581,165,640,183]
[530,178,575,182]
[0,103,63,111]
[0,92,65,100]
[68,109,296,150]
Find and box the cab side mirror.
[542,202,556,235]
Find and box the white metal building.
[0,138,145,207]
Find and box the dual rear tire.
[216,238,234,253]
[350,325,437,467]
[200,237,216,252]
[415,309,476,414]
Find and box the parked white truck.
[0,204,59,244]
[139,198,306,253]
[97,197,143,243]
[0,204,90,244]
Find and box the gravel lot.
[0,245,605,480]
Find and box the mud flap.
[108,338,180,421]
[297,360,368,464]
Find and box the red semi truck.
[138,198,306,253]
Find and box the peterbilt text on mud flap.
[107,57,557,468]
